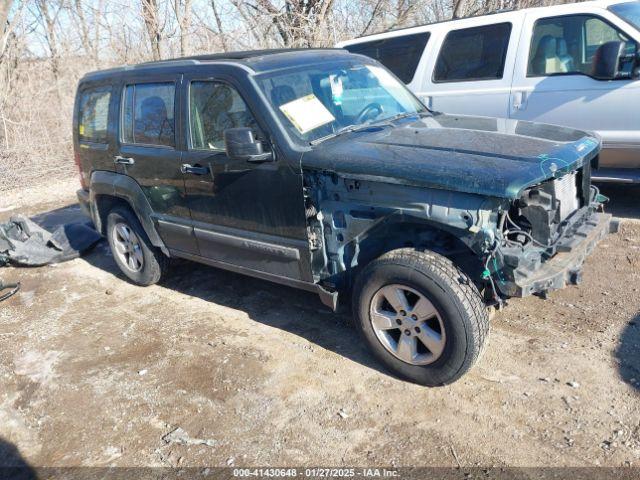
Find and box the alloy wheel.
[112,222,144,272]
[369,284,446,365]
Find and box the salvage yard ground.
[1,180,639,468]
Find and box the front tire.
[352,248,489,386]
[106,206,169,286]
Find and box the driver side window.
[528,14,637,77]
[189,81,257,151]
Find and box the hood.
[301,113,600,199]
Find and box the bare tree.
[172,0,193,56]
[34,0,64,100]
[210,0,228,52]
[141,0,162,60]
[0,0,13,53]
[452,0,467,18]
[70,0,103,67]
[231,0,336,48]
[0,0,15,150]
[228,0,267,46]
[356,0,420,37]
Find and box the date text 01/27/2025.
[232,468,400,478]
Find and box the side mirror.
[591,41,626,80]
[224,128,273,163]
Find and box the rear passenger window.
[344,32,430,84]
[78,87,111,143]
[121,83,175,147]
[433,23,512,83]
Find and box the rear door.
[509,8,640,170]
[116,75,199,254]
[418,13,523,118]
[75,82,118,188]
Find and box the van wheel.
[352,248,489,386]
[106,206,169,286]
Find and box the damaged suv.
[75,49,617,386]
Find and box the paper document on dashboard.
[279,94,335,134]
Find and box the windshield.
[610,1,640,30]
[256,61,427,144]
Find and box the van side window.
[528,15,637,77]
[433,23,512,83]
[122,83,175,147]
[189,81,257,151]
[78,87,111,143]
[344,33,430,84]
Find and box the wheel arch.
[89,171,169,256]
[303,171,502,296]
[345,217,484,290]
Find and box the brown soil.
[0,182,638,468]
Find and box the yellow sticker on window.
[279,94,335,134]
[79,124,85,135]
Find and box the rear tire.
[352,248,489,386]
[106,206,169,286]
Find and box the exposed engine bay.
[506,165,591,246]
[488,163,618,300]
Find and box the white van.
[337,0,640,182]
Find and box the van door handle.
[181,164,209,175]
[420,94,433,109]
[512,91,528,112]
[114,155,135,165]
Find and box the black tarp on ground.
[0,215,102,267]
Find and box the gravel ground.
[0,181,638,469]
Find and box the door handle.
[512,92,522,111]
[512,91,528,112]
[181,164,209,175]
[420,94,433,109]
[114,155,135,165]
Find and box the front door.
[116,76,198,254]
[180,75,310,281]
[510,10,640,171]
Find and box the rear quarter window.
[433,23,512,83]
[78,87,111,143]
[344,32,430,84]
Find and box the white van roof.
[337,0,637,47]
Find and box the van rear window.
[344,32,430,84]
[78,87,111,143]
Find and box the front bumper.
[497,211,618,298]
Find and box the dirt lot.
[1,180,639,469]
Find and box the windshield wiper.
[376,112,417,124]
[309,111,424,146]
[309,123,376,146]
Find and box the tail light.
[74,150,87,189]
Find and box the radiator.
[553,172,579,221]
